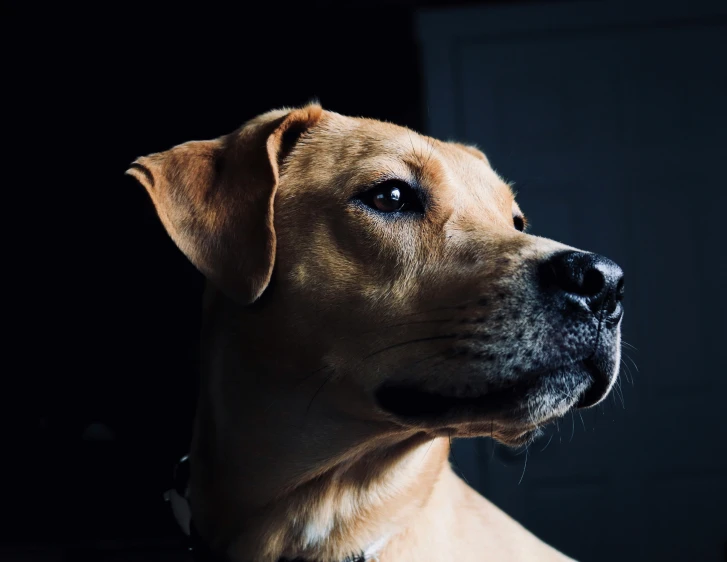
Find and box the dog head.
[128,104,624,447]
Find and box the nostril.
[540,251,604,297]
[581,267,605,298]
[540,251,624,316]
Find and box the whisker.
[305,372,335,416]
[621,340,638,351]
[423,136,436,171]
[427,357,452,371]
[518,445,529,485]
[293,364,332,385]
[399,351,448,371]
[397,304,469,319]
[539,433,554,452]
[578,411,587,432]
[620,358,634,385]
[396,351,449,380]
[363,334,458,359]
[265,365,334,413]
[387,317,455,327]
[623,351,640,374]
[375,318,455,331]
[569,411,576,442]
[407,129,420,170]
[294,325,457,392]
[555,419,562,444]
[612,378,625,409]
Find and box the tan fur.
[126,105,619,561]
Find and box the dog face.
[129,105,624,447]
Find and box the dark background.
[5,1,726,561]
[5,1,488,557]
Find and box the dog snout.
[540,250,625,318]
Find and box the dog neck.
[188,291,453,562]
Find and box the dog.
[127,104,624,562]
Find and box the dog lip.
[375,383,512,421]
[376,356,613,425]
[575,358,612,408]
[375,365,577,423]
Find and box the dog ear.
[126,104,323,303]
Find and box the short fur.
[128,105,622,561]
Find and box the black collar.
[168,456,366,562]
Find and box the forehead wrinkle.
[432,147,515,229]
[397,129,438,161]
[445,142,511,195]
[346,130,448,191]
[350,156,418,188]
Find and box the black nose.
[540,251,625,317]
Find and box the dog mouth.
[376,358,608,427]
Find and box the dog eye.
[359,180,424,214]
[513,215,526,232]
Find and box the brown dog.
[128,105,624,562]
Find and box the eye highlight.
[356,180,425,215]
[513,215,526,232]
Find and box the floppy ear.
[126,105,323,303]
